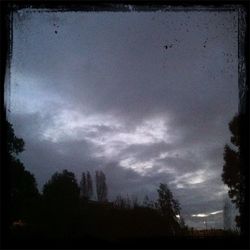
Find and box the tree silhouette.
[95,170,108,202]
[143,195,150,207]
[10,158,39,222]
[179,216,187,229]
[43,169,80,208]
[86,171,93,199]
[7,121,25,156]
[7,121,39,223]
[221,114,241,227]
[156,183,180,218]
[114,195,127,209]
[80,172,87,199]
[156,183,182,234]
[114,195,132,209]
[80,171,93,200]
[40,170,80,240]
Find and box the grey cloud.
[12,11,238,124]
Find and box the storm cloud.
[7,8,239,229]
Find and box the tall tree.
[95,170,108,202]
[80,172,87,199]
[156,183,182,234]
[80,171,93,200]
[156,183,180,218]
[86,171,93,199]
[221,114,241,227]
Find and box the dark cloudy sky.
[7,7,239,229]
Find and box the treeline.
[7,120,188,247]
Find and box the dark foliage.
[7,121,25,156]
[157,183,180,217]
[221,115,242,227]
[10,158,39,222]
[156,183,182,235]
[43,169,80,208]
[80,171,93,200]
[7,121,39,223]
[95,170,108,202]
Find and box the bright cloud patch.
[192,213,208,218]
[41,109,174,160]
[170,169,211,188]
[192,210,223,218]
[42,109,121,142]
[40,109,176,175]
[120,157,155,173]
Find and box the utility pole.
[204,217,207,230]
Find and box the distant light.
[192,213,208,218]
[209,210,223,215]
[176,214,180,219]
[192,210,223,218]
